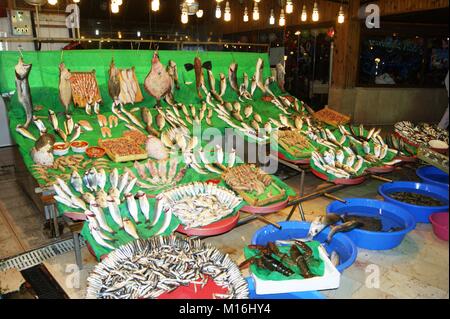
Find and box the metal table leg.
[72,232,83,270]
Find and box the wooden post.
[331,0,361,89]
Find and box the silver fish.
[70,171,84,194]
[97,169,107,190]
[136,191,150,222]
[69,124,81,143]
[90,226,115,250]
[107,196,123,228]
[90,201,114,233]
[15,58,33,128]
[110,168,119,189]
[125,193,140,224]
[307,214,342,240]
[33,116,47,135]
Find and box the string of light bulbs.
[105,1,346,26]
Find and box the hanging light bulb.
[243,7,249,22]
[48,0,58,5]
[73,0,80,3]
[286,0,293,14]
[338,5,345,24]
[196,10,204,18]
[279,9,286,26]
[253,2,260,21]
[151,0,160,12]
[113,0,122,5]
[117,31,122,39]
[224,1,231,21]
[181,2,189,24]
[269,9,275,25]
[215,4,222,19]
[301,4,307,21]
[312,2,319,22]
[111,3,119,13]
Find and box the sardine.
[15,58,33,128]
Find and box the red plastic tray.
[176,212,240,237]
[367,165,396,174]
[277,152,311,165]
[158,275,228,299]
[311,167,366,185]
[240,198,289,215]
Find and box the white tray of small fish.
[86,236,249,299]
[155,182,243,230]
[252,246,340,295]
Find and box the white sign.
[65,4,80,29]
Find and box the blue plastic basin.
[416,166,449,189]
[378,181,449,223]
[326,199,416,250]
[251,221,357,273]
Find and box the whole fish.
[70,170,84,194]
[184,57,212,99]
[327,220,362,243]
[244,105,253,119]
[307,213,342,240]
[107,196,123,228]
[69,124,81,143]
[166,60,180,92]
[250,75,257,97]
[90,226,115,250]
[59,63,72,114]
[276,63,286,92]
[110,168,119,189]
[243,72,249,90]
[255,58,266,93]
[108,59,121,103]
[144,51,172,106]
[156,113,166,131]
[120,104,144,129]
[90,201,115,234]
[228,63,239,93]
[48,110,58,130]
[33,116,47,135]
[207,69,216,92]
[136,191,150,222]
[219,73,227,97]
[123,218,140,239]
[125,193,140,224]
[15,58,33,128]
[16,125,36,141]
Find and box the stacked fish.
[86,236,249,299]
[311,148,367,179]
[129,158,187,191]
[46,110,83,143]
[160,126,199,154]
[395,121,449,146]
[184,144,237,175]
[156,182,242,229]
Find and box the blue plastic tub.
[245,277,326,299]
[326,199,416,250]
[416,166,449,189]
[379,181,449,223]
[251,221,357,273]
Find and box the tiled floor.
[0,145,448,299]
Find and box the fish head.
[152,51,161,64]
[306,218,327,239]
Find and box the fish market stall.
[1,48,448,300]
